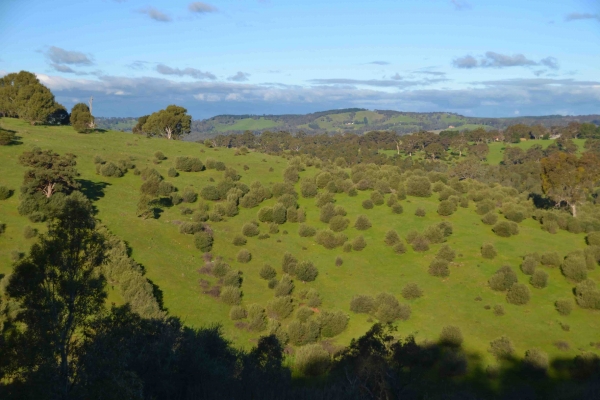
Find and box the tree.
[450,134,468,157]
[469,143,489,161]
[19,147,80,199]
[425,142,445,160]
[5,193,106,398]
[142,105,191,140]
[70,103,94,133]
[541,152,600,217]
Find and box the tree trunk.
[571,203,577,217]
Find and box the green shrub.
[272,203,287,224]
[481,212,498,225]
[23,226,38,239]
[352,235,366,251]
[488,265,518,291]
[305,289,322,308]
[329,216,349,232]
[295,261,319,282]
[237,249,252,263]
[428,258,450,277]
[489,336,514,360]
[175,156,204,172]
[437,200,456,216]
[438,221,453,237]
[296,306,314,322]
[0,130,16,145]
[437,245,456,262]
[274,274,294,297]
[439,325,463,347]
[370,191,384,206]
[268,278,278,289]
[212,261,231,278]
[506,283,530,305]
[406,176,432,197]
[401,283,423,300]
[315,230,347,249]
[386,194,398,207]
[242,222,259,237]
[362,199,374,209]
[318,310,349,337]
[350,295,375,313]
[354,215,372,230]
[493,221,519,237]
[530,270,548,289]
[298,224,316,237]
[561,252,588,282]
[282,253,298,275]
[166,167,177,178]
[460,197,469,208]
[223,270,242,287]
[171,193,183,205]
[574,279,600,309]
[523,348,549,374]
[586,232,600,246]
[411,236,430,252]
[194,231,213,252]
[521,256,538,275]
[200,185,220,201]
[424,225,445,244]
[391,203,404,214]
[0,186,12,200]
[232,235,247,246]
[220,286,242,305]
[415,207,426,217]
[181,188,197,203]
[476,199,495,215]
[319,203,336,223]
[180,222,204,234]
[208,211,222,222]
[247,304,267,331]
[481,243,497,259]
[374,293,411,323]
[384,230,400,246]
[301,181,318,198]
[393,242,407,254]
[294,344,330,376]
[267,295,295,319]
[555,299,573,316]
[229,306,247,320]
[493,305,505,316]
[154,151,166,160]
[541,252,561,267]
[260,264,276,280]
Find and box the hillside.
[2,117,599,374]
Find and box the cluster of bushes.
[94,156,134,177]
[492,220,519,237]
[575,279,600,310]
[383,229,406,254]
[175,156,204,172]
[276,252,319,282]
[350,292,411,323]
[200,179,249,202]
[405,222,453,253]
[315,229,348,250]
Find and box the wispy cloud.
[188,2,218,13]
[565,13,600,22]
[46,46,93,65]
[138,7,172,22]
[228,71,250,82]
[453,52,559,69]
[413,70,446,77]
[390,73,402,80]
[128,61,149,70]
[309,77,446,88]
[451,0,471,11]
[156,63,216,80]
[368,61,390,65]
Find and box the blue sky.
[1,0,599,119]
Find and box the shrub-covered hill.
[1,117,599,368]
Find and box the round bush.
[386,194,398,207]
[384,230,400,246]
[257,207,273,223]
[237,249,252,263]
[489,336,514,360]
[481,212,498,225]
[0,186,12,200]
[232,235,247,246]
[415,208,426,217]
[424,225,445,244]
[428,258,450,277]
[301,181,318,198]
[319,203,336,223]
[350,295,375,313]
[354,215,372,231]
[274,274,294,297]
[370,191,384,206]
[530,270,548,289]
[506,283,530,305]
[488,265,518,291]
[212,261,231,278]
[247,304,267,332]
[260,264,276,280]
[220,286,242,305]
[167,167,178,177]
[295,344,330,376]
[175,156,204,172]
[493,305,505,316]
[335,256,343,266]
[521,257,538,275]
[267,295,295,320]
[200,186,221,201]
[541,252,561,267]
[296,306,314,322]
[439,325,463,347]
[329,216,349,232]
[282,253,298,275]
[394,242,407,254]
[523,348,549,374]
[223,270,242,287]
[194,231,213,252]
[229,306,247,320]
[295,261,319,282]
[561,252,588,282]
[437,200,456,216]
[391,203,404,214]
[23,226,37,239]
[411,236,430,252]
[352,235,366,251]
[555,299,573,316]
[272,203,287,225]
[154,151,166,160]
[318,310,349,338]
[401,283,423,300]
[315,230,347,249]
[437,245,456,262]
[481,243,497,259]
[298,224,316,237]
[493,221,518,237]
[242,223,259,237]
[587,232,600,246]
[100,162,124,177]
[406,176,432,197]
[362,199,374,209]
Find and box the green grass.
[486,139,585,165]
[1,118,599,367]
[213,117,280,132]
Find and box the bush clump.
[439,326,463,348]
[23,226,38,239]
[489,336,514,360]
[488,266,518,291]
[295,261,319,282]
[415,207,426,217]
[267,296,295,320]
[391,203,404,214]
[229,306,247,320]
[220,286,242,305]
[481,212,498,225]
[294,344,330,377]
[428,258,450,277]
[0,186,12,200]
[401,283,423,300]
[175,156,204,172]
[586,232,600,246]
[194,231,213,252]
[384,230,400,246]
[274,274,294,297]
[260,264,276,280]
[411,236,430,252]
[232,235,247,246]
[561,252,588,282]
[436,245,456,262]
[350,295,375,313]
[481,243,497,259]
[523,348,549,374]
[237,249,252,263]
[315,230,347,249]
[506,283,530,305]
[555,299,573,316]
[298,224,316,237]
[247,304,267,332]
[406,176,432,197]
[530,270,548,289]
[354,215,372,230]
[329,216,349,232]
[493,221,519,237]
[361,199,374,210]
[242,222,259,237]
[352,235,367,251]
[437,200,456,216]
[541,252,561,267]
[393,242,407,254]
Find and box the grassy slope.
[1,118,599,366]
[213,117,280,132]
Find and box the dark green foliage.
[521,256,538,275]
[232,235,247,246]
[437,200,456,216]
[406,176,432,197]
[315,192,334,207]
[374,293,411,323]
[329,216,349,232]
[437,245,456,262]
[411,236,430,252]
[268,278,278,289]
[561,252,587,282]
[237,249,252,263]
[23,225,38,239]
[384,230,400,246]
[574,279,600,309]
[0,185,12,200]
[493,221,519,237]
[362,199,374,209]
[439,326,463,347]
[428,258,450,277]
[343,243,352,252]
[175,156,204,172]
[350,294,375,313]
[586,232,600,246]
[154,151,166,160]
[200,185,220,201]
[260,264,276,280]
[267,296,295,319]
[318,310,349,337]
[258,206,273,222]
[296,306,314,322]
[555,299,573,315]
[319,203,336,223]
[140,167,162,182]
[247,304,267,331]
[294,344,330,376]
[179,222,204,234]
[157,181,176,197]
[423,225,445,244]
[481,212,498,225]
[142,105,191,139]
[391,203,403,214]
[352,235,366,251]
[415,207,426,217]
[476,200,495,215]
[194,231,213,252]
[335,256,343,266]
[212,261,231,278]
[354,215,372,230]
[98,162,125,177]
[242,222,259,237]
[229,306,247,320]
[298,224,316,237]
[460,197,469,208]
[386,193,398,207]
[220,286,242,305]
[506,283,531,305]
[316,229,348,249]
[278,193,298,209]
[481,243,497,259]
[401,283,423,300]
[370,191,384,206]
[530,270,548,289]
[295,261,319,282]
[0,129,17,145]
[0,222,6,236]
[489,336,515,360]
[489,265,518,291]
[282,253,298,275]
[286,207,298,223]
[71,103,93,133]
[181,187,197,203]
[272,203,287,224]
[274,274,294,297]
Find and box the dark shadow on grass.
[147,277,166,312]
[77,179,110,202]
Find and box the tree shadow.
[147,277,166,312]
[77,179,111,202]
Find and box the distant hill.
[95,117,137,132]
[186,109,600,141]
